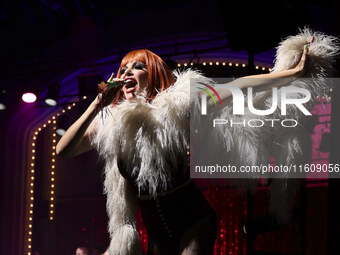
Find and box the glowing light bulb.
[22,93,37,103]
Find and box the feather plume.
[89,69,206,254]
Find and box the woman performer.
[56,28,334,255]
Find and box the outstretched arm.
[56,74,124,158]
[214,45,308,104]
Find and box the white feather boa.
[268,27,339,223]
[89,69,209,254]
[89,28,339,253]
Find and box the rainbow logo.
[196,82,223,106]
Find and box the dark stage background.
[1,0,340,255]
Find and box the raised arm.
[56,74,124,158]
[56,98,98,157]
[214,45,308,103]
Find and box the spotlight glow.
[56,128,66,136]
[45,98,57,106]
[22,93,37,103]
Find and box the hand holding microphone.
[97,72,126,109]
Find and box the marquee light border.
[25,97,87,255]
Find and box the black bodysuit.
[138,180,217,255]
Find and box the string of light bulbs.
[176,60,272,72]
[25,97,86,255]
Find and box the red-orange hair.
[116,49,175,102]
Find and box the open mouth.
[124,78,137,93]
